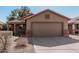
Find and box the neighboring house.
[0,20,4,30]
[68,17,79,35]
[8,9,70,37]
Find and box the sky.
[0,6,79,23]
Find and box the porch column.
[14,24,16,34]
[23,24,26,36]
[7,24,9,30]
[72,24,75,34]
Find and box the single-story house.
[8,9,70,37]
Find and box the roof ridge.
[24,9,70,20]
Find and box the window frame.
[45,14,50,19]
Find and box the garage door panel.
[32,22,63,37]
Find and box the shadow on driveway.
[29,37,79,47]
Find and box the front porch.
[8,20,26,37]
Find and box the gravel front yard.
[2,35,79,53]
[32,35,79,53]
[8,37,35,53]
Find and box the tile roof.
[24,9,70,20]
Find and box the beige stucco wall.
[26,11,69,36]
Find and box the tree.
[18,6,31,17]
[7,6,33,21]
[7,9,19,21]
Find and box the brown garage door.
[31,22,63,37]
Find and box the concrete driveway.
[32,35,79,53]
